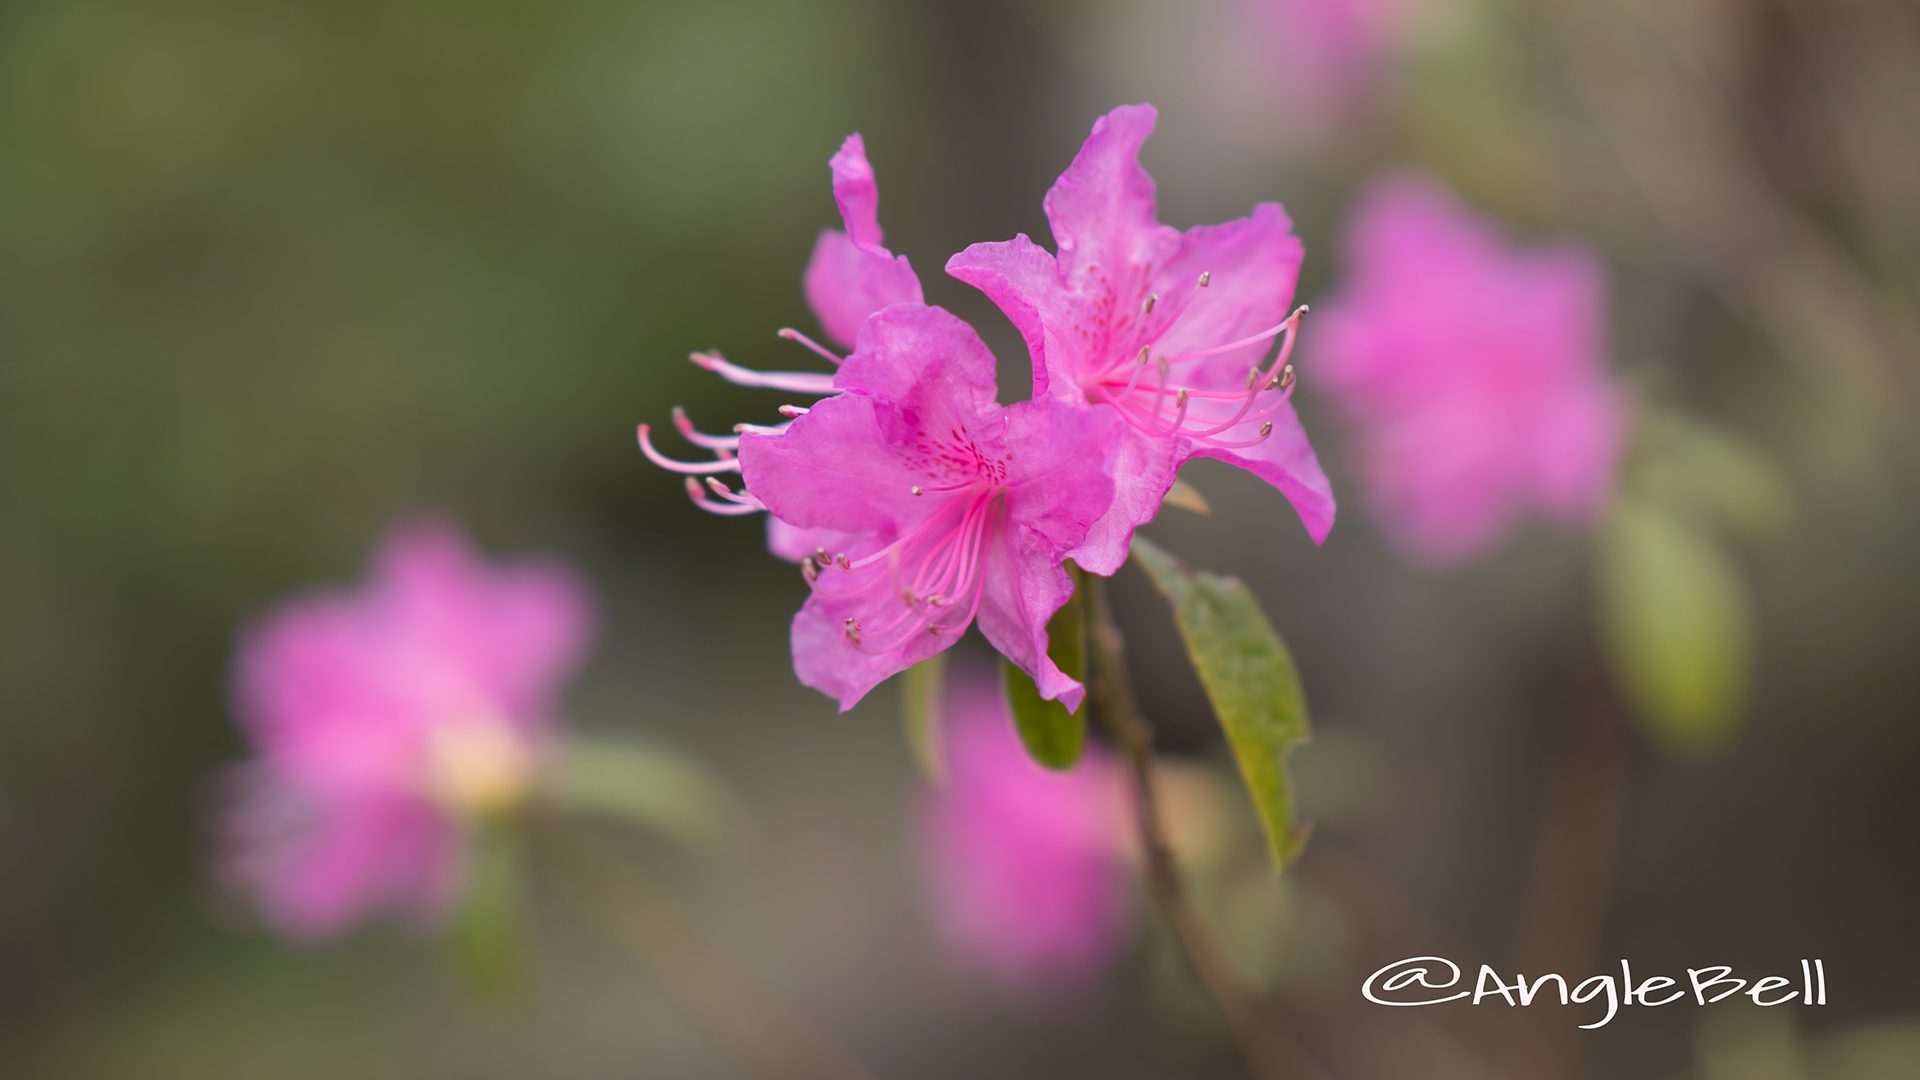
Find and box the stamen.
[1162,304,1308,365]
[776,327,844,366]
[911,485,923,496]
[691,351,837,395]
[1198,271,1211,288]
[801,557,820,584]
[682,476,761,516]
[1142,292,1158,315]
[639,424,741,475]
[779,404,810,418]
[671,406,741,452]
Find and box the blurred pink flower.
[948,104,1334,573]
[739,304,1120,711]
[921,677,1132,996]
[1314,176,1628,563]
[1250,0,1428,118]
[221,519,593,939]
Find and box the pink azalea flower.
[220,519,593,939]
[639,133,921,561]
[1313,176,1628,563]
[1249,0,1428,119]
[921,675,1132,995]
[947,104,1335,573]
[738,304,1122,711]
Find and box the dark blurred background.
[3,0,1918,1077]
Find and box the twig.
[1501,672,1633,1080]
[1084,575,1316,1080]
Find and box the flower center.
[423,717,536,818]
[803,474,1007,655]
[1080,272,1306,452]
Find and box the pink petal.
[946,235,1072,399]
[974,527,1085,713]
[1184,403,1337,545]
[801,135,924,349]
[223,775,458,940]
[834,303,998,411]
[788,580,956,713]
[739,393,926,538]
[829,134,884,249]
[802,232,922,350]
[1154,203,1305,387]
[1043,104,1179,282]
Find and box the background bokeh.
[3,0,1918,1077]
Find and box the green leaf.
[1640,415,1793,537]
[547,735,736,847]
[1003,564,1088,770]
[446,823,523,998]
[1597,498,1751,753]
[1131,536,1311,867]
[901,653,947,782]
[1161,478,1212,515]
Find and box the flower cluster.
[641,105,1334,711]
[221,520,593,938]
[1313,176,1626,563]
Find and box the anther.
[705,477,733,496]
[815,547,830,564]
[1174,388,1189,408]
[1136,346,1151,366]
[835,552,850,570]
[1143,292,1158,315]
[1258,420,1274,438]
[779,404,809,418]
[911,485,923,496]
[844,618,862,644]
[801,557,820,584]
[1245,365,1261,391]
[1198,271,1211,288]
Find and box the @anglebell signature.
[1362,956,1828,1030]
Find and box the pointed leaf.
[1131,536,1311,867]
[547,735,737,847]
[1161,478,1212,515]
[1597,498,1751,753]
[1004,564,1088,770]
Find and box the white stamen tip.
[779,404,809,418]
[705,477,732,496]
[1143,292,1158,314]
[1174,388,1189,407]
[1198,271,1211,287]
[911,485,923,496]
[1259,420,1274,438]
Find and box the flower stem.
[1083,575,1312,1080]
[552,831,881,1080]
